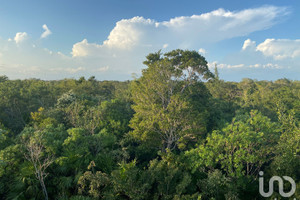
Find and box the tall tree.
[23,133,54,200]
[130,49,213,152]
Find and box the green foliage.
[0,124,13,150]
[56,90,77,108]
[198,170,238,200]
[110,160,152,200]
[0,75,8,83]
[187,110,280,178]
[147,152,194,200]
[77,161,110,198]
[130,49,212,153]
[0,50,299,199]
[271,110,300,176]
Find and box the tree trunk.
[40,176,48,200]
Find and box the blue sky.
[0,0,299,81]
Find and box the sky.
[0,0,299,81]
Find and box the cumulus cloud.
[242,38,300,60]
[240,38,300,60]
[41,24,52,39]
[242,39,256,50]
[72,39,102,57]
[256,39,300,60]
[103,17,155,49]
[14,32,28,44]
[72,6,288,57]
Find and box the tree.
[197,170,238,200]
[187,110,280,178]
[130,49,213,152]
[56,90,76,109]
[147,151,195,200]
[23,132,54,200]
[214,64,219,81]
[0,124,12,150]
[110,160,152,200]
[0,75,8,83]
[77,161,110,199]
[272,110,300,176]
[185,110,281,199]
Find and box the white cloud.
[71,39,102,57]
[103,17,155,49]
[72,5,288,57]
[256,39,300,60]
[158,6,287,44]
[229,38,299,73]
[209,60,294,81]
[242,39,256,50]
[95,66,109,72]
[198,48,207,55]
[209,62,284,70]
[228,64,245,68]
[17,65,41,74]
[249,63,261,68]
[49,66,85,74]
[249,63,284,69]
[210,37,298,81]
[14,32,28,44]
[208,62,245,69]
[241,38,300,61]
[41,24,52,39]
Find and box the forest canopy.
[0,49,299,200]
